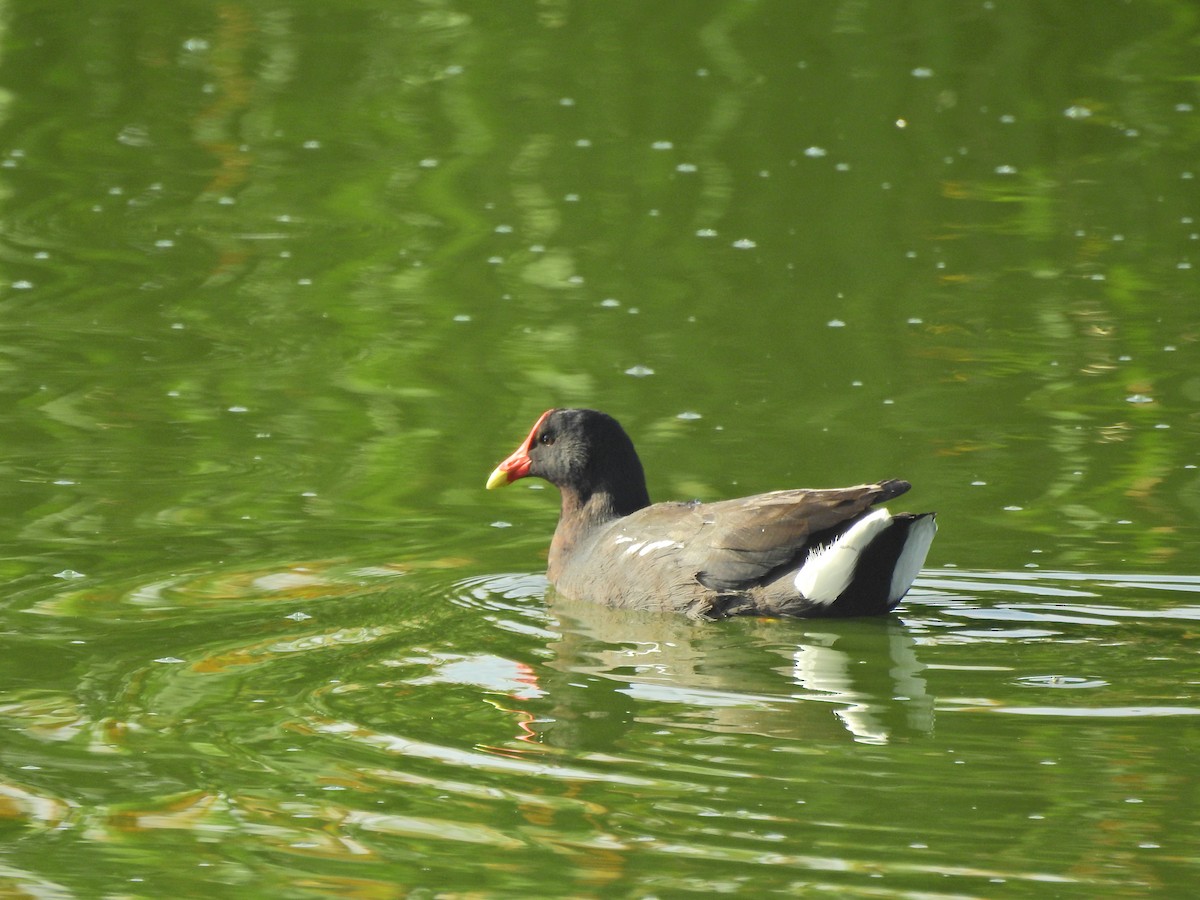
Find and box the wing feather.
[684,482,909,591]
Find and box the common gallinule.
[486,408,936,619]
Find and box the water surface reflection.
[1,563,1196,895]
[540,590,934,745]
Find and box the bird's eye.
[539,432,555,445]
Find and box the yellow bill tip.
[485,465,510,490]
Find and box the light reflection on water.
[2,0,1198,892]
[0,564,1195,892]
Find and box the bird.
[486,408,936,619]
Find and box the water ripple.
[1,565,1194,894]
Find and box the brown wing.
[680,480,911,591]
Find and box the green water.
[1,1,1198,896]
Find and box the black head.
[487,408,650,513]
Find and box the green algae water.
[1,1,1198,896]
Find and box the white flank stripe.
[888,515,937,603]
[794,508,893,604]
[623,541,646,556]
[614,535,635,545]
[638,539,676,556]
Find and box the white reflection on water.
[992,705,1200,717]
[456,568,1200,746]
[791,626,931,744]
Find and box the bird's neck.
[547,481,649,580]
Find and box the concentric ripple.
[1,567,1196,895]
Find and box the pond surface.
[1,1,1198,896]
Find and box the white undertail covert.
[793,508,894,604]
[792,510,936,606]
